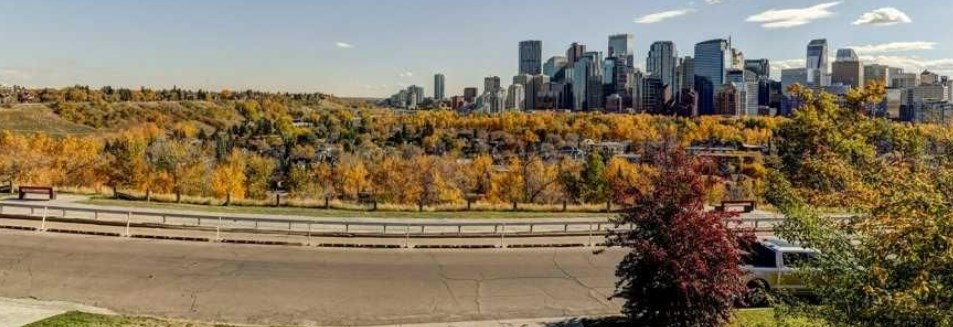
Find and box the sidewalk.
[0,297,112,327]
[0,296,590,327]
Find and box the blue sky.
[0,0,950,97]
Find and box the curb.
[0,225,38,231]
[413,244,498,249]
[220,239,303,246]
[317,243,403,249]
[131,234,211,243]
[44,229,122,237]
[508,243,586,248]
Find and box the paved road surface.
[0,230,626,326]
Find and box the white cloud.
[635,9,695,24]
[746,2,841,29]
[398,72,414,78]
[853,8,911,26]
[335,42,354,49]
[705,0,722,4]
[849,42,936,55]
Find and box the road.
[0,230,626,326]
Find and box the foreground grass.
[30,309,819,327]
[25,311,241,327]
[81,198,610,219]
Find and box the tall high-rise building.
[679,56,695,91]
[744,59,770,81]
[892,73,920,89]
[693,39,731,115]
[836,48,859,62]
[543,56,567,78]
[781,68,809,95]
[921,70,940,86]
[566,42,586,66]
[519,40,543,75]
[572,52,603,111]
[484,76,501,95]
[646,41,679,91]
[608,34,635,66]
[831,49,864,88]
[506,84,525,111]
[806,39,830,87]
[727,69,759,116]
[716,83,746,116]
[434,74,446,100]
[864,64,891,87]
[463,87,479,103]
[641,77,665,114]
[731,48,745,70]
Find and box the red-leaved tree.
[607,148,749,327]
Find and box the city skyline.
[0,0,951,97]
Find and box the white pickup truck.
[740,238,818,307]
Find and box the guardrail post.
[383,225,387,235]
[457,225,462,236]
[216,217,222,242]
[564,224,569,232]
[306,223,312,246]
[529,224,534,233]
[94,211,99,220]
[588,223,593,247]
[40,206,48,232]
[161,215,166,224]
[499,224,506,248]
[125,211,132,237]
[344,224,349,233]
[404,224,410,249]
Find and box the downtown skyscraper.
[694,39,731,115]
[608,34,635,66]
[434,74,445,100]
[832,49,864,88]
[519,40,543,75]
[646,41,679,92]
[806,39,830,87]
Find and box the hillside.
[0,104,97,135]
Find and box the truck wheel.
[744,280,770,308]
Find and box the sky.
[0,0,951,98]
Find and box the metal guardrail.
[0,202,852,248]
[0,202,619,237]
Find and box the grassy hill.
[0,104,97,135]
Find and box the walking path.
[0,297,112,327]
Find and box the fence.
[0,202,847,248]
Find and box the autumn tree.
[521,155,558,203]
[490,156,525,210]
[148,138,206,202]
[211,150,247,204]
[608,148,748,327]
[766,80,953,326]
[581,151,610,207]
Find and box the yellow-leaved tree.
[211,150,246,204]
